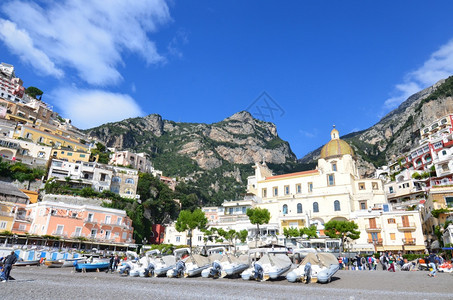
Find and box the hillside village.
[0,61,452,255]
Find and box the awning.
[404,245,425,251]
[376,246,385,252]
[384,246,403,251]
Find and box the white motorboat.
[184,254,211,277]
[118,251,141,277]
[241,248,291,281]
[201,247,249,278]
[137,250,160,277]
[286,252,339,283]
[150,248,189,277]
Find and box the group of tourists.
[337,251,448,276]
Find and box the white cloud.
[51,87,144,129]
[0,0,171,85]
[0,19,63,78]
[384,39,453,111]
[299,129,317,138]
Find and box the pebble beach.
[2,266,452,300]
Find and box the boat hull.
[75,262,109,272]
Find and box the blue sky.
[1,1,453,159]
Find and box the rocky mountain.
[300,76,453,176]
[86,111,301,205]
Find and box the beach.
[2,266,452,300]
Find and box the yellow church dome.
[320,126,354,159]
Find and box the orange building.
[26,201,134,244]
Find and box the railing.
[367,238,383,245]
[0,211,14,217]
[402,238,416,245]
[397,222,416,230]
[51,231,68,238]
[84,218,98,223]
[365,225,381,231]
[70,232,87,238]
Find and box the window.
[105,230,111,239]
[359,182,365,190]
[273,187,278,197]
[87,213,94,222]
[117,217,122,225]
[262,188,267,198]
[228,208,233,214]
[282,204,288,215]
[390,233,396,240]
[442,150,447,156]
[176,236,181,242]
[122,232,127,240]
[242,207,246,214]
[112,176,121,183]
[441,196,453,208]
[334,200,341,211]
[389,187,394,193]
[297,203,302,214]
[110,186,120,194]
[90,229,97,238]
[284,185,290,195]
[80,154,86,158]
[313,202,319,213]
[372,182,378,190]
[125,178,135,184]
[360,201,367,210]
[388,218,395,224]
[100,173,106,182]
[56,225,64,235]
[308,182,313,192]
[296,184,301,194]
[67,152,73,156]
[327,174,335,186]
[332,163,337,172]
[0,221,7,229]
[74,227,82,237]
[105,215,111,224]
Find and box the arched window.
[112,176,121,183]
[297,203,302,214]
[110,186,120,194]
[125,178,135,184]
[282,204,288,215]
[313,202,319,213]
[334,200,341,211]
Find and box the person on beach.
[3,251,17,282]
[0,265,7,282]
[428,253,438,277]
[106,255,114,273]
[114,255,120,271]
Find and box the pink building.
[26,201,134,244]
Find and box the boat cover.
[190,254,210,267]
[300,253,338,267]
[257,253,291,268]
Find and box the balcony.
[365,225,382,232]
[367,238,383,245]
[70,232,87,238]
[402,238,416,245]
[84,218,98,224]
[397,222,416,231]
[51,231,68,238]
[0,211,14,217]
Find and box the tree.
[25,86,43,99]
[237,229,248,243]
[175,209,208,251]
[283,227,299,246]
[299,225,318,240]
[246,207,271,247]
[324,220,360,255]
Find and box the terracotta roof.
[265,169,318,180]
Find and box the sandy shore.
[1,266,452,299]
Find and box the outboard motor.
[119,263,131,276]
[253,263,264,281]
[147,263,155,277]
[304,262,312,284]
[175,260,186,278]
[209,261,222,278]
